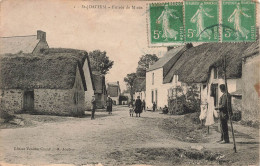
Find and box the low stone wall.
[0,89,23,113]
[34,89,85,116]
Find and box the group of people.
[129,96,146,117]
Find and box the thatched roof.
[107,82,120,97]
[43,48,95,90]
[133,77,146,92]
[0,35,40,54]
[0,51,88,90]
[163,41,259,84]
[93,73,106,94]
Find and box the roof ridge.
[0,35,36,38]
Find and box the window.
[151,90,154,103]
[152,73,154,85]
[155,89,158,104]
[213,68,218,79]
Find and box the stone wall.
[34,89,85,116]
[34,66,85,116]
[0,89,23,113]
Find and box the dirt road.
[0,106,259,165]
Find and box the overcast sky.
[0,0,167,91]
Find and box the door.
[23,90,34,112]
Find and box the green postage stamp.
[184,1,219,42]
[222,0,256,42]
[149,2,184,45]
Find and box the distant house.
[107,81,121,105]
[0,30,49,54]
[145,44,192,109]
[92,72,107,109]
[134,77,146,102]
[0,52,87,116]
[163,42,258,120]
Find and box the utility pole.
[223,54,237,153]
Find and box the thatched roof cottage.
[0,48,95,116]
[0,30,49,55]
[107,81,121,105]
[43,48,95,110]
[163,41,258,122]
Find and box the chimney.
[37,30,46,42]
[167,46,174,51]
[185,43,193,49]
[117,81,119,85]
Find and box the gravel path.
[0,106,258,165]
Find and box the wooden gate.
[23,90,34,112]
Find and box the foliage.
[89,50,114,75]
[124,73,137,102]
[168,84,200,115]
[136,54,159,77]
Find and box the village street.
[0,106,259,166]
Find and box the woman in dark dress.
[135,96,142,117]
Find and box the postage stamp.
[222,0,256,42]
[185,0,219,42]
[149,2,184,45]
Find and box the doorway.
[23,90,34,112]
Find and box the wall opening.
[23,90,34,112]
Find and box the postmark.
[185,0,219,42]
[149,2,184,45]
[222,0,256,42]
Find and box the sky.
[0,0,167,91]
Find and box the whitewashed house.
[145,45,192,109]
[0,30,49,55]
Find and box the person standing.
[152,102,157,112]
[135,96,142,117]
[106,95,113,114]
[215,84,232,144]
[91,96,96,120]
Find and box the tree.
[136,54,159,77]
[89,50,114,75]
[124,73,137,103]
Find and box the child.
[129,104,134,117]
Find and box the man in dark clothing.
[135,96,142,117]
[152,102,157,112]
[215,84,232,144]
[106,96,113,114]
[91,96,96,120]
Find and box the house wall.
[83,59,95,110]
[34,67,85,116]
[146,68,173,109]
[95,93,106,108]
[201,68,240,116]
[241,55,260,122]
[33,41,49,54]
[0,89,23,113]
[111,96,119,105]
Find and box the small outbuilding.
[0,51,88,116]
